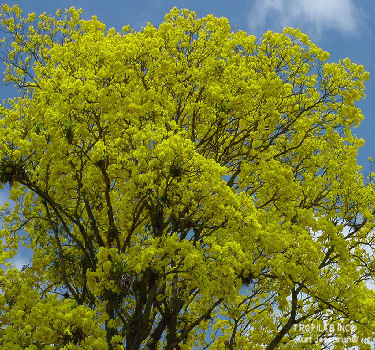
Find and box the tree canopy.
[0,4,374,349]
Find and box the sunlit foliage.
[0,5,374,349]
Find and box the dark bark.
[266,286,302,350]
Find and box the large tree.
[0,5,374,349]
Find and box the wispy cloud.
[247,0,365,39]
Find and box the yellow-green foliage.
[0,4,374,349]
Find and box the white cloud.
[247,0,364,39]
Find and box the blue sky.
[1,0,375,268]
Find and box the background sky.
[1,0,375,268]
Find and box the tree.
[0,4,374,349]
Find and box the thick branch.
[266,285,302,350]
